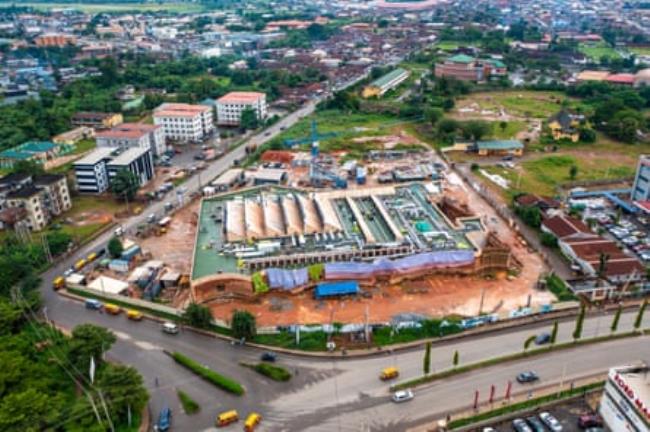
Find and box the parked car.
[578,414,603,429]
[513,418,533,432]
[156,406,172,431]
[260,352,277,362]
[391,389,414,403]
[539,412,563,432]
[85,299,103,310]
[526,416,546,432]
[535,332,551,345]
[517,371,539,383]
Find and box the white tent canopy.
[88,276,129,295]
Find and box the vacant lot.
[53,195,126,242]
[579,42,621,60]
[454,91,586,119]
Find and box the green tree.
[239,107,259,131]
[461,120,491,141]
[423,342,431,375]
[45,231,72,256]
[111,169,140,202]
[0,388,54,432]
[540,232,558,248]
[611,304,622,333]
[634,300,648,330]
[524,335,536,351]
[550,320,558,344]
[11,159,45,176]
[499,121,508,134]
[597,253,610,279]
[569,165,578,180]
[107,236,123,259]
[183,303,213,329]
[231,310,256,341]
[573,304,585,340]
[96,364,149,422]
[425,107,444,125]
[68,324,117,373]
[452,350,459,368]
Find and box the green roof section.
[370,67,409,88]
[477,140,524,150]
[20,141,56,153]
[0,149,33,160]
[447,54,475,64]
[486,58,506,68]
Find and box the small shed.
[252,168,287,185]
[160,270,181,288]
[88,276,129,295]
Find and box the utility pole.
[478,287,486,316]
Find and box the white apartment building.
[95,123,166,157]
[73,147,114,193]
[153,103,214,143]
[216,91,267,126]
[600,364,650,432]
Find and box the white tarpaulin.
[88,276,129,295]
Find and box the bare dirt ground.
[139,199,199,275]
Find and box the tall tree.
[68,324,117,373]
[423,342,431,375]
[183,303,213,329]
[452,350,459,368]
[573,304,585,340]
[550,320,558,344]
[107,236,123,259]
[524,335,536,352]
[111,169,140,202]
[611,304,622,333]
[231,310,256,341]
[239,107,259,131]
[634,300,648,331]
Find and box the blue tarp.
[266,267,309,290]
[314,281,359,299]
[324,250,475,280]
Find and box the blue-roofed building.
[314,281,360,299]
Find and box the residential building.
[600,364,650,432]
[71,112,123,130]
[0,141,61,169]
[548,110,584,142]
[216,92,267,126]
[52,127,94,145]
[632,155,650,202]
[73,147,115,193]
[96,123,165,157]
[153,103,214,143]
[107,147,154,187]
[34,33,76,47]
[0,173,71,231]
[475,140,524,157]
[361,67,410,98]
[434,54,507,82]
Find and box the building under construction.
[191,183,517,298]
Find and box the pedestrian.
[155,377,159,387]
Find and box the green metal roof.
[370,67,409,88]
[20,141,56,153]
[447,54,475,64]
[477,140,524,150]
[0,149,33,160]
[486,59,506,68]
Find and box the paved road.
[45,291,649,431]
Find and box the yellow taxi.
[380,367,399,381]
[216,410,238,427]
[244,412,261,431]
[104,304,122,315]
[53,276,65,291]
[126,310,143,321]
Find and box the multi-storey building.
[216,92,267,126]
[72,147,115,193]
[95,123,166,157]
[0,173,71,231]
[600,364,650,432]
[153,103,214,143]
[434,54,507,82]
[71,112,123,130]
[632,155,650,202]
[107,147,154,187]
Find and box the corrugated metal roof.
[370,67,409,88]
[315,281,359,298]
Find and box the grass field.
[578,42,621,60]
[454,91,587,119]
[50,195,125,242]
[489,120,526,139]
[0,1,205,13]
[435,40,464,51]
[629,46,650,56]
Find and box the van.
[53,276,65,290]
[74,259,87,271]
[244,413,262,431]
[87,252,98,262]
[127,310,143,321]
[85,299,103,310]
[162,322,179,334]
[216,410,238,427]
[380,367,399,381]
[104,304,121,315]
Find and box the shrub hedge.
[177,390,200,414]
[253,363,292,382]
[170,351,244,395]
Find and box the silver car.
[391,389,414,403]
[539,412,562,432]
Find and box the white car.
[539,412,563,432]
[391,389,414,403]
[162,322,179,334]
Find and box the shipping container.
[109,259,130,273]
[121,245,141,261]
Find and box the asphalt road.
[45,291,649,431]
